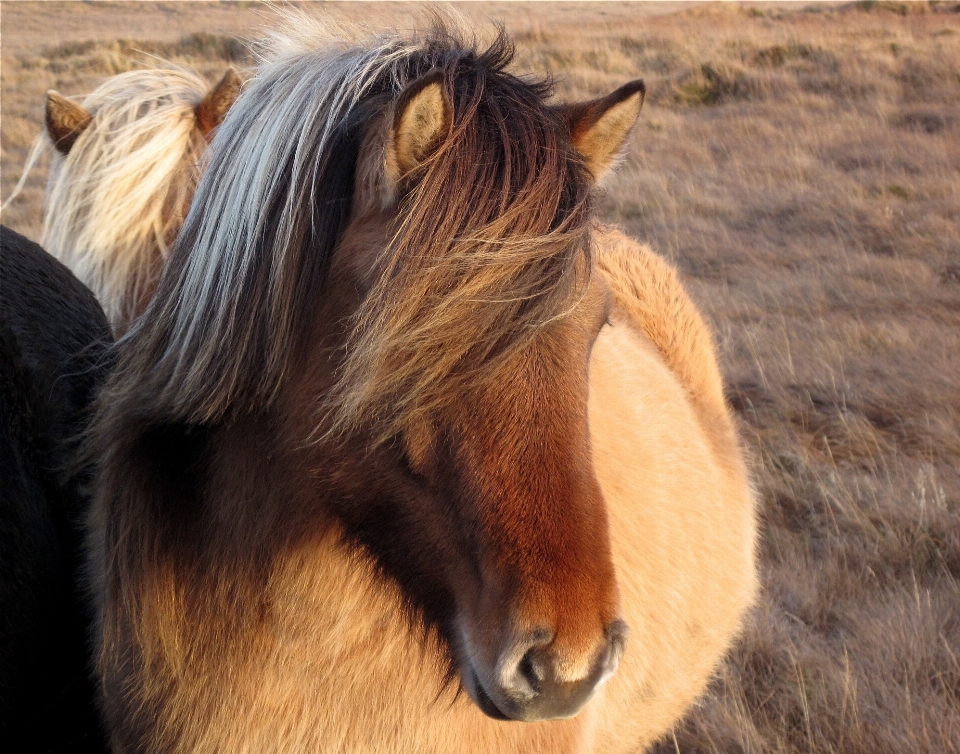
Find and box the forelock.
[104,17,591,437]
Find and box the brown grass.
[3,1,960,751]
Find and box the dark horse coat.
[0,226,111,752]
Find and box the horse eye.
[399,448,415,476]
[396,440,426,483]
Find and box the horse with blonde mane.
[17,66,241,332]
[88,20,756,753]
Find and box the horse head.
[298,48,645,722]
[101,27,644,726]
[40,67,243,331]
[44,66,242,154]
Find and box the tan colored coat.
[109,226,755,754]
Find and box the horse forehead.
[463,275,608,397]
[452,340,596,443]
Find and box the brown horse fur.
[194,68,243,139]
[45,91,94,155]
[38,68,242,332]
[86,20,756,753]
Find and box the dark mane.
[93,25,591,442]
[329,31,592,440]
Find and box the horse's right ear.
[45,91,92,155]
[558,80,645,183]
[196,67,243,140]
[385,69,452,190]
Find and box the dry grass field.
[3,2,960,752]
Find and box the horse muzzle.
[463,619,628,722]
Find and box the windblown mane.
[111,17,592,440]
[40,68,211,328]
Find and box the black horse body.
[1,226,112,752]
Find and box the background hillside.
[3,2,959,751]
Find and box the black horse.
[1,226,111,752]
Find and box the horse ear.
[196,67,243,139]
[559,80,645,182]
[386,69,451,188]
[45,91,92,155]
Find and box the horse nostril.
[607,618,629,644]
[498,628,552,701]
[601,618,629,679]
[518,648,544,694]
[474,621,629,721]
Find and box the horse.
[86,20,756,753]
[6,66,242,334]
[0,225,113,752]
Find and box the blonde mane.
[128,17,591,438]
[41,67,210,329]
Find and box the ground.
[2,2,959,751]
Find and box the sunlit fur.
[589,225,758,747]
[87,17,756,754]
[40,69,211,330]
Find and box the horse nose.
[487,620,628,722]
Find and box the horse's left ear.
[559,80,645,182]
[196,67,243,140]
[385,69,452,189]
[45,91,93,155]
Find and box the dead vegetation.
[2,2,960,752]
